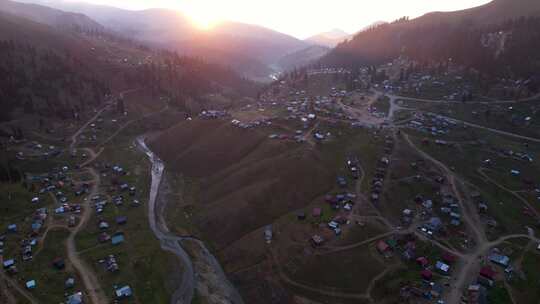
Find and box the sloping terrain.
[0,0,102,30]
[276,45,330,70]
[0,3,258,122]
[150,119,334,249]
[321,0,540,83]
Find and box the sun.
[187,11,222,30]
[182,1,223,30]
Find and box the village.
[0,91,178,303]
[193,65,540,304]
[0,57,540,304]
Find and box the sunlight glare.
[182,3,223,30]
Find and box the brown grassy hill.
[150,119,334,249]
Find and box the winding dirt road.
[401,132,540,303]
[66,168,108,304]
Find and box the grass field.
[286,244,386,294]
[17,229,80,303]
[509,251,540,304]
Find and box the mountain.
[0,0,258,121]
[276,45,330,70]
[16,0,309,79]
[305,28,350,47]
[0,0,102,30]
[321,0,540,83]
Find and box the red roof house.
[377,240,390,253]
[480,266,497,280]
[421,269,433,280]
[416,257,429,268]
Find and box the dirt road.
[0,271,38,304]
[66,167,108,304]
[400,132,540,303]
[70,107,110,152]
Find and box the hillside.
[0,0,102,30]
[0,4,258,122]
[149,119,334,249]
[17,0,309,79]
[321,0,540,84]
[276,45,330,70]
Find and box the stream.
[136,136,243,304]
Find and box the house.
[422,200,433,209]
[377,240,390,253]
[310,235,324,247]
[489,253,510,267]
[328,221,339,230]
[296,212,306,220]
[403,209,413,217]
[99,232,111,243]
[116,216,127,225]
[115,285,133,299]
[26,280,36,289]
[67,292,83,304]
[480,266,497,280]
[111,233,125,246]
[416,257,429,268]
[52,257,65,270]
[386,239,398,249]
[402,248,415,260]
[99,221,110,230]
[3,259,15,269]
[264,226,273,243]
[65,277,75,289]
[312,208,322,218]
[435,261,450,274]
[426,217,442,232]
[337,176,347,187]
[7,224,17,233]
[421,269,433,280]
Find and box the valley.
[1,0,540,303]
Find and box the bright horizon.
[62,0,492,38]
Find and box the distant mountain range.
[15,0,324,80]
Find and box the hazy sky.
[67,0,492,38]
